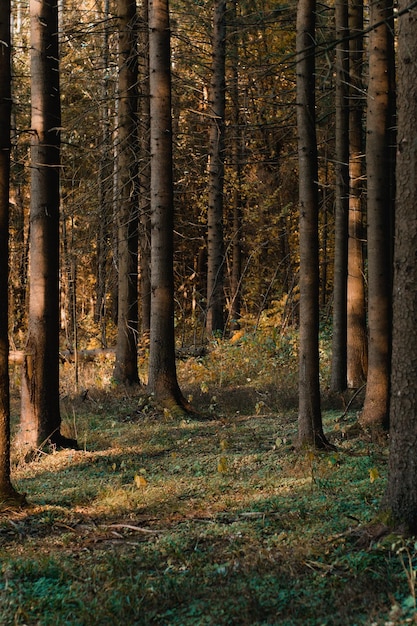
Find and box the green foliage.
[0,362,409,625]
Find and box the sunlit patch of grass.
[1,329,409,625]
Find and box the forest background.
[1,0,417,623]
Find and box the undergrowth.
[1,328,414,625]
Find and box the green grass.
[1,334,415,625]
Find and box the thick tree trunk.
[347,0,367,388]
[296,0,330,449]
[206,0,226,336]
[360,0,395,430]
[147,0,189,414]
[0,0,24,503]
[383,3,417,532]
[19,0,77,453]
[113,0,140,385]
[330,0,349,393]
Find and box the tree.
[0,0,24,504]
[330,0,349,393]
[228,0,243,331]
[347,0,367,388]
[360,0,395,430]
[138,0,151,337]
[147,0,190,414]
[383,2,417,532]
[113,0,140,385]
[19,0,77,453]
[296,0,330,448]
[206,0,226,336]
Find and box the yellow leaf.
[220,439,228,451]
[134,474,148,488]
[230,329,245,344]
[369,467,380,483]
[217,456,228,473]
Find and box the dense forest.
[1,0,417,622]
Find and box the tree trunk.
[330,0,349,393]
[19,0,77,454]
[347,0,367,388]
[113,0,140,385]
[139,0,151,337]
[360,0,395,430]
[95,0,113,348]
[383,3,417,532]
[206,0,226,336]
[296,0,330,449]
[229,0,243,331]
[147,0,190,414]
[0,0,24,503]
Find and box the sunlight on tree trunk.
[360,0,395,431]
[19,0,78,454]
[347,0,367,389]
[330,0,349,393]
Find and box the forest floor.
[0,331,415,625]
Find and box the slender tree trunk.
[383,2,417,532]
[139,0,151,337]
[347,0,367,388]
[360,0,395,430]
[19,0,77,453]
[229,0,243,331]
[113,0,140,385]
[330,0,349,392]
[0,0,24,504]
[296,0,330,449]
[206,0,226,336]
[95,0,113,347]
[147,0,190,414]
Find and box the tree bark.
[206,0,226,336]
[229,0,243,331]
[330,0,349,393]
[0,0,25,504]
[113,0,140,385]
[19,0,77,453]
[296,0,330,448]
[139,0,151,337]
[360,0,395,430]
[347,0,367,388]
[147,0,189,414]
[383,2,417,532]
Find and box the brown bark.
[147,0,189,413]
[19,0,77,453]
[95,0,113,348]
[139,0,151,336]
[296,0,330,449]
[383,2,417,532]
[360,0,395,430]
[347,0,367,388]
[229,0,243,331]
[113,0,140,385]
[0,0,24,504]
[206,0,226,336]
[330,0,349,393]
